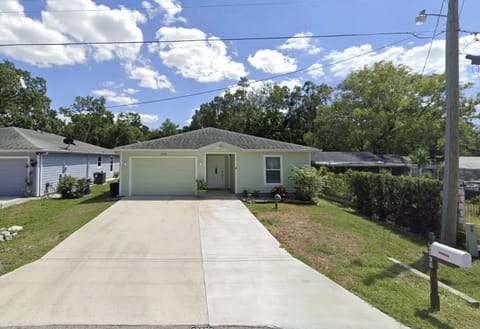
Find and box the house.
[115,127,317,197]
[0,127,119,197]
[312,151,411,176]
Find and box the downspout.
[36,153,42,197]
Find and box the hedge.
[346,171,442,235]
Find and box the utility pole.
[441,0,460,246]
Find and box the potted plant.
[195,179,208,198]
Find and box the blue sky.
[1,0,480,129]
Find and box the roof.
[460,156,480,169]
[0,127,113,155]
[116,127,317,151]
[313,151,410,167]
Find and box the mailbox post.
[428,232,472,311]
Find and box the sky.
[1,0,480,129]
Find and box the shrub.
[290,166,325,201]
[113,171,119,178]
[57,176,87,199]
[270,185,287,198]
[347,171,442,235]
[195,179,208,190]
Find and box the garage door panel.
[0,159,27,196]
[131,158,195,196]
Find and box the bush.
[290,166,325,201]
[347,171,442,235]
[270,185,287,198]
[57,176,87,199]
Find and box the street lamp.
[416,1,460,246]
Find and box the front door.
[207,155,226,189]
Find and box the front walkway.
[0,198,406,329]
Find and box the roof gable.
[0,127,112,154]
[116,127,316,152]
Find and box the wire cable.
[0,31,431,48]
[421,0,446,76]
[106,33,427,109]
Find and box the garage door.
[0,158,28,196]
[130,157,196,196]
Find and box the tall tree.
[312,61,479,156]
[60,96,114,147]
[0,60,62,133]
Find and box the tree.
[107,112,148,147]
[148,118,179,139]
[312,61,479,156]
[60,96,114,147]
[0,60,62,133]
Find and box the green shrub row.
[57,176,87,199]
[347,171,442,234]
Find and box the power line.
[0,31,432,48]
[106,34,425,109]
[0,0,323,14]
[421,0,446,76]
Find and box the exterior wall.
[118,146,311,196]
[236,152,311,194]
[41,153,119,196]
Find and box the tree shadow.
[414,308,455,329]
[80,190,114,204]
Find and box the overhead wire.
[0,31,432,48]
[105,33,429,109]
[421,0,446,76]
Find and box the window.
[97,155,102,168]
[265,156,281,184]
[109,157,114,172]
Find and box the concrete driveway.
[0,198,406,329]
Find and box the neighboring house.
[115,127,317,197]
[0,127,119,197]
[313,151,411,175]
[460,156,480,181]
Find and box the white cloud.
[150,27,247,83]
[279,32,322,55]
[139,113,159,124]
[277,78,302,90]
[43,0,146,62]
[322,36,480,85]
[143,0,185,24]
[0,1,146,67]
[248,49,297,74]
[308,63,325,79]
[125,63,174,91]
[124,88,139,95]
[0,1,86,67]
[92,88,138,106]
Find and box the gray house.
[0,127,119,197]
[313,151,411,175]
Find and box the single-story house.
[312,151,411,175]
[115,127,317,197]
[0,127,119,197]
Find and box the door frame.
[204,152,237,193]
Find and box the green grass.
[248,200,480,329]
[0,184,116,276]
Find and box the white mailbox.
[430,242,472,268]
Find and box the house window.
[109,157,114,172]
[97,155,102,168]
[265,156,281,184]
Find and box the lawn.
[247,200,480,329]
[0,183,116,276]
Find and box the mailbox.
[430,242,472,268]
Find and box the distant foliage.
[57,176,87,199]
[290,166,326,201]
[347,171,442,235]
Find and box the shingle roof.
[116,127,316,151]
[0,127,113,154]
[313,151,410,167]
